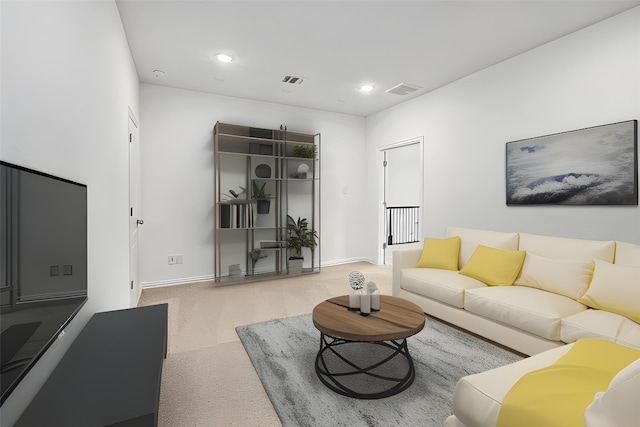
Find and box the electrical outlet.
[50,266,60,276]
[168,254,183,265]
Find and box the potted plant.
[251,181,271,214]
[248,249,267,276]
[291,145,316,159]
[286,215,318,275]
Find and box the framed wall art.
[506,120,638,205]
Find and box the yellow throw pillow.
[459,245,526,286]
[578,260,640,323]
[416,236,461,271]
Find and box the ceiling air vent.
[282,75,304,85]
[386,82,422,96]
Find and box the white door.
[381,139,423,264]
[129,110,142,307]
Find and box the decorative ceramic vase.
[297,163,310,178]
[368,282,380,311]
[348,271,365,309]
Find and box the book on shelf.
[219,202,255,228]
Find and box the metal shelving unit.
[213,122,320,284]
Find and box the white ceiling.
[116,0,640,117]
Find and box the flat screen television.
[0,161,88,404]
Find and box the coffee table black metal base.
[315,332,416,399]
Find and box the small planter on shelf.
[288,257,304,275]
[256,199,270,214]
[251,181,271,214]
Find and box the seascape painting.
[506,120,638,205]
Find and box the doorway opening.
[379,137,423,265]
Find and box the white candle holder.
[349,291,361,309]
[367,282,380,311]
[360,292,371,315]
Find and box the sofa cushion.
[401,268,485,308]
[514,252,594,299]
[459,245,526,286]
[416,236,460,270]
[446,226,519,269]
[561,310,640,349]
[464,286,587,341]
[584,358,640,427]
[518,232,615,262]
[614,241,640,267]
[578,260,640,323]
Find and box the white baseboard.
[141,274,216,289]
[321,257,377,266]
[141,259,381,290]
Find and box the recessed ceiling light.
[359,84,374,93]
[152,69,165,78]
[215,53,233,63]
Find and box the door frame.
[378,136,424,265]
[128,107,141,307]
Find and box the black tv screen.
[1,161,88,404]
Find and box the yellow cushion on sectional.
[415,236,461,270]
[459,245,526,286]
[578,260,640,323]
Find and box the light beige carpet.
[138,262,393,426]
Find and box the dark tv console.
[15,304,168,427]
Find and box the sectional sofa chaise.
[392,226,639,426]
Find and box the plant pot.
[257,199,270,214]
[288,257,303,275]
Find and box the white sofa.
[392,226,640,356]
[392,226,640,427]
[445,342,640,427]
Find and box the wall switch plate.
[50,266,60,276]
[63,265,72,275]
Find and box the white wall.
[138,84,367,286]
[0,1,139,424]
[364,7,640,262]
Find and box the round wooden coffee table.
[312,295,425,399]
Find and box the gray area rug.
[236,313,524,427]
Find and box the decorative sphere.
[297,163,310,174]
[348,271,365,290]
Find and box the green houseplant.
[248,249,267,275]
[286,215,318,274]
[291,145,315,159]
[251,181,271,214]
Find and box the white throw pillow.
[514,252,594,299]
[578,260,640,323]
[584,358,640,427]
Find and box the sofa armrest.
[392,249,421,296]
